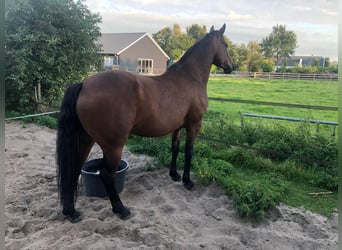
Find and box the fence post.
[316,123,320,133]
[34,86,38,103]
[37,82,41,103]
[240,112,245,128]
[331,125,336,137]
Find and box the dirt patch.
[5,121,338,249]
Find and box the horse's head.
[210,24,234,74]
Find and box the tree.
[324,57,330,67]
[260,24,297,69]
[173,24,182,38]
[246,41,264,72]
[153,24,197,61]
[153,27,173,59]
[171,34,193,60]
[186,24,207,41]
[312,58,320,67]
[232,43,248,71]
[5,0,102,112]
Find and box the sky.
[84,0,338,62]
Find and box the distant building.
[277,56,325,68]
[98,33,170,75]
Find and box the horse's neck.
[169,39,215,85]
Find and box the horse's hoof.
[170,171,181,182]
[113,207,132,220]
[63,210,81,223]
[120,208,132,220]
[183,180,194,190]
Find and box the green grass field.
[206,77,338,122]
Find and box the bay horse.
[56,24,234,222]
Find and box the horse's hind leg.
[169,129,182,182]
[100,145,131,219]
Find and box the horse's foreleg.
[169,129,181,182]
[100,146,131,220]
[183,142,194,190]
[183,122,202,190]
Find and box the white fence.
[211,71,338,81]
[119,67,166,76]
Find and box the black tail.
[56,82,84,208]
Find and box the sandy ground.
[5,121,338,250]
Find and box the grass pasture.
[206,77,338,122]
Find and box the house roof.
[277,56,325,67]
[98,32,170,59]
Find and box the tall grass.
[127,115,337,219]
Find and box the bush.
[26,115,58,129]
[229,175,287,219]
[125,114,338,219]
[193,156,288,220]
[261,59,275,72]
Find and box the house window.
[137,58,153,74]
[104,55,119,70]
[104,55,114,68]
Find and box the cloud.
[291,5,312,11]
[84,0,338,61]
[321,9,338,16]
[227,10,253,21]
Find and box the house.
[277,56,326,68]
[98,33,170,75]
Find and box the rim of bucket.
[81,159,129,175]
[117,159,129,174]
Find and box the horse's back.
[83,70,137,91]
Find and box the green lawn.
[206,77,338,122]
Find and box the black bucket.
[81,159,129,197]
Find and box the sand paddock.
[5,122,337,249]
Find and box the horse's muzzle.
[224,64,234,74]
[222,60,234,74]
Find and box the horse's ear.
[210,25,214,33]
[219,23,226,34]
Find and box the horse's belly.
[131,119,184,137]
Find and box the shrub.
[261,59,275,72]
[125,114,337,219]
[27,115,58,129]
